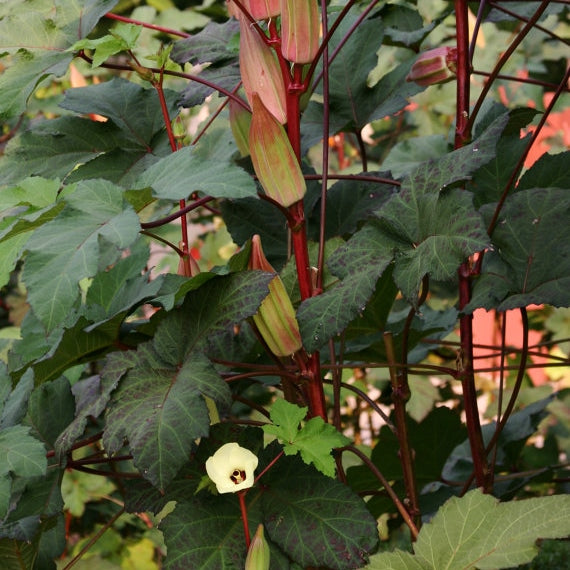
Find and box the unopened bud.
[249,235,302,357]
[406,47,457,86]
[177,242,200,277]
[280,0,320,64]
[245,524,270,570]
[229,99,251,157]
[239,19,287,124]
[249,94,306,207]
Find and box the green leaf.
[104,351,223,490]
[24,315,121,386]
[263,399,307,443]
[0,426,46,479]
[171,20,239,66]
[0,178,63,287]
[1,117,135,186]
[222,197,289,270]
[1,469,63,541]
[517,151,570,191]
[381,136,449,179]
[286,417,350,477]
[70,23,142,67]
[379,4,445,49]
[263,400,350,477]
[82,238,163,326]
[171,20,241,107]
[21,179,140,332]
[443,396,553,483]
[468,106,538,207]
[311,174,396,239]
[301,14,421,147]
[61,469,116,517]
[55,359,125,458]
[468,187,570,311]
[375,114,508,301]
[160,493,292,570]
[60,78,178,146]
[0,0,119,119]
[0,369,34,429]
[103,271,273,489]
[0,535,41,569]
[368,489,570,569]
[262,453,378,569]
[26,376,75,450]
[2,78,178,187]
[132,144,258,200]
[297,223,397,352]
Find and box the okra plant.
[1,0,569,568]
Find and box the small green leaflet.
[69,23,142,68]
[263,399,349,477]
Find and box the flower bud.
[249,94,306,208]
[406,47,457,86]
[280,0,320,64]
[245,524,271,570]
[249,235,303,357]
[239,18,287,124]
[229,99,251,157]
[177,242,200,277]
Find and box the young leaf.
[263,400,350,477]
[69,23,141,68]
[367,489,570,569]
[263,399,308,443]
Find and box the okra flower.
[406,47,457,86]
[205,443,259,494]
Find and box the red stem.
[153,72,190,268]
[105,12,190,38]
[238,491,251,549]
[455,0,491,492]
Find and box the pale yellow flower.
[205,443,259,494]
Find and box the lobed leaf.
[468,187,570,311]
[262,454,378,569]
[263,399,350,477]
[133,144,257,201]
[21,179,140,332]
[0,0,118,119]
[367,489,570,569]
[103,272,273,489]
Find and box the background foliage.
[1,0,569,569]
